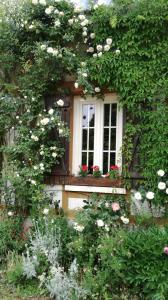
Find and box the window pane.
[104,104,110,126]
[88,152,93,173]
[110,152,116,166]
[103,128,109,150]
[111,103,117,126]
[103,152,109,174]
[89,129,94,150]
[110,129,116,150]
[82,152,87,165]
[82,129,87,150]
[82,105,88,127]
[89,105,95,127]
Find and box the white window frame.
[72,93,123,176]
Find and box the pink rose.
[163,246,168,255]
[111,202,120,212]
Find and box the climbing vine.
[0,0,168,211]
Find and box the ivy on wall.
[0,0,168,211]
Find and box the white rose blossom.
[59,129,63,135]
[157,170,165,177]
[121,216,129,225]
[166,188,168,195]
[96,219,104,227]
[79,15,86,21]
[146,191,155,200]
[47,47,54,54]
[57,99,64,106]
[95,87,100,93]
[82,31,87,37]
[8,211,14,217]
[93,53,97,58]
[54,20,61,27]
[45,6,54,15]
[104,45,111,52]
[48,108,54,115]
[115,49,121,55]
[40,118,50,126]
[134,192,142,201]
[74,82,79,89]
[31,180,36,185]
[98,52,102,57]
[158,182,166,190]
[32,0,38,5]
[43,208,49,215]
[82,73,87,77]
[40,44,47,50]
[39,0,46,5]
[81,19,89,27]
[68,19,74,25]
[87,47,94,53]
[31,135,39,142]
[96,45,103,52]
[59,11,64,16]
[52,152,57,158]
[90,33,95,39]
[106,38,112,45]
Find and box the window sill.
[69,176,123,187]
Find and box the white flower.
[87,47,94,53]
[47,47,54,54]
[52,49,59,56]
[93,4,98,9]
[40,118,50,126]
[166,188,168,194]
[54,20,61,27]
[43,208,49,215]
[146,191,155,200]
[95,87,100,93]
[52,152,57,158]
[29,25,34,29]
[59,11,64,16]
[40,163,44,168]
[82,31,87,37]
[115,49,121,55]
[93,53,97,58]
[33,166,38,170]
[121,216,129,224]
[45,6,54,15]
[105,202,109,208]
[41,45,46,51]
[8,211,14,217]
[157,170,165,177]
[98,52,102,57]
[74,223,84,232]
[105,224,110,231]
[57,99,64,106]
[81,19,89,27]
[39,0,46,5]
[31,135,39,142]
[51,117,54,121]
[74,82,79,89]
[90,33,95,39]
[54,9,59,14]
[48,108,54,115]
[59,129,63,135]
[158,182,166,190]
[82,73,87,77]
[32,0,38,5]
[79,14,86,21]
[106,38,112,45]
[31,180,36,185]
[81,62,86,67]
[104,44,110,52]
[68,19,74,25]
[40,151,44,155]
[134,192,142,201]
[96,45,103,52]
[96,219,104,227]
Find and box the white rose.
[146,191,155,200]
[59,129,63,135]
[96,45,103,52]
[90,33,95,39]
[45,6,54,15]
[40,44,47,50]
[82,73,87,77]
[157,170,165,177]
[98,52,102,57]
[79,14,86,21]
[29,25,34,29]
[40,163,44,167]
[40,151,44,155]
[55,20,61,27]
[134,192,142,201]
[54,9,59,14]
[47,47,54,54]
[57,99,64,106]
[74,82,79,89]
[74,224,84,232]
[93,4,98,9]
[33,166,38,170]
[51,117,54,121]
[59,11,64,16]
[31,135,39,142]
[48,108,54,115]
[115,49,121,55]
[166,188,168,194]
[82,31,87,37]
[81,62,86,66]
[105,224,110,231]
[87,47,94,53]
[68,19,74,25]
[31,180,36,185]
[121,216,129,224]
[52,152,57,158]
[40,118,50,126]
[158,182,166,190]
[39,0,46,5]
[96,219,104,227]
[32,0,38,5]
[106,38,112,45]
[8,211,14,217]
[95,87,100,93]
[81,19,89,27]
[52,49,59,56]
[104,44,110,52]
[43,208,49,215]
[93,53,97,58]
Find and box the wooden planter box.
[69,176,123,187]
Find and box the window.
[72,94,123,175]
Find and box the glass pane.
[104,104,110,126]
[110,129,116,150]
[89,105,95,127]
[111,103,117,126]
[82,129,87,150]
[103,152,109,174]
[82,105,88,127]
[103,128,109,150]
[89,129,94,150]
[110,152,116,166]
[82,152,87,165]
[88,152,93,173]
